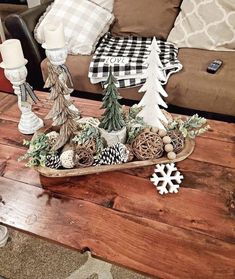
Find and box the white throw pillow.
[167,0,235,51]
[90,0,114,12]
[35,0,114,55]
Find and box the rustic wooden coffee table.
[0,92,235,279]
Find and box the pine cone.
[94,143,129,165]
[46,131,60,147]
[45,154,61,169]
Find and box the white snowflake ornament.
[150,163,184,195]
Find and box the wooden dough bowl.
[35,138,195,178]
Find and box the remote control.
[207,60,223,74]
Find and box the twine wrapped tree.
[99,68,125,132]
[44,63,79,150]
[138,37,168,130]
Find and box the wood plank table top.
[0,91,235,279]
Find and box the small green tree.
[99,68,125,132]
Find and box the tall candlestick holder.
[2,64,44,134]
[44,46,79,114]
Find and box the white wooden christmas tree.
[138,37,168,130]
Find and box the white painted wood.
[151,163,184,195]
[3,66,44,134]
[99,127,127,146]
[138,37,168,130]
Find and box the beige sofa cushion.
[41,49,235,116]
[168,0,235,51]
[111,0,182,39]
[166,48,235,116]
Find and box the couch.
[4,0,235,117]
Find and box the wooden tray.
[35,138,195,178]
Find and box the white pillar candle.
[0,39,26,69]
[43,23,66,49]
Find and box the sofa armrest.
[4,1,53,89]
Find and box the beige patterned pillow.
[35,0,114,55]
[167,0,235,51]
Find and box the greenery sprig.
[124,105,146,143]
[168,114,210,138]
[18,134,55,167]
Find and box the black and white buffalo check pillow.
[35,0,114,55]
[89,33,182,88]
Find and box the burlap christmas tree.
[45,63,79,150]
[99,68,125,132]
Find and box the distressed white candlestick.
[3,66,44,134]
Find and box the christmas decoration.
[73,123,104,155]
[60,150,76,169]
[132,131,164,160]
[125,144,134,162]
[43,35,79,114]
[164,144,174,153]
[77,117,100,127]
[44,62,80,150]
[162,136,172,144]
[45,154,61,169]
[158,129,167,138]
[18,133,55,167]
[46,131,60,147]
[150,163,184,195]
[99,68,125,132]
[137,37,168,130]
[167,130,185,154]
[168,114,210,138]
[0,39,44,135]
[94,143,129,165]
[123,104,146,144]
[75,148,94,168]
[18,33,205,177]
[99,68,126,145]
[167,151,176,160]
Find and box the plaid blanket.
[88,33,182,88]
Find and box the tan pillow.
[111,0,182,39]
[167,0,235,51]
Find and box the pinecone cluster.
[94,143,129,165]
[45,154,61,169]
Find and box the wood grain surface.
[0,92,235,279]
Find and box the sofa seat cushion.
[41,48,235,117]
[166,48,235,116]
